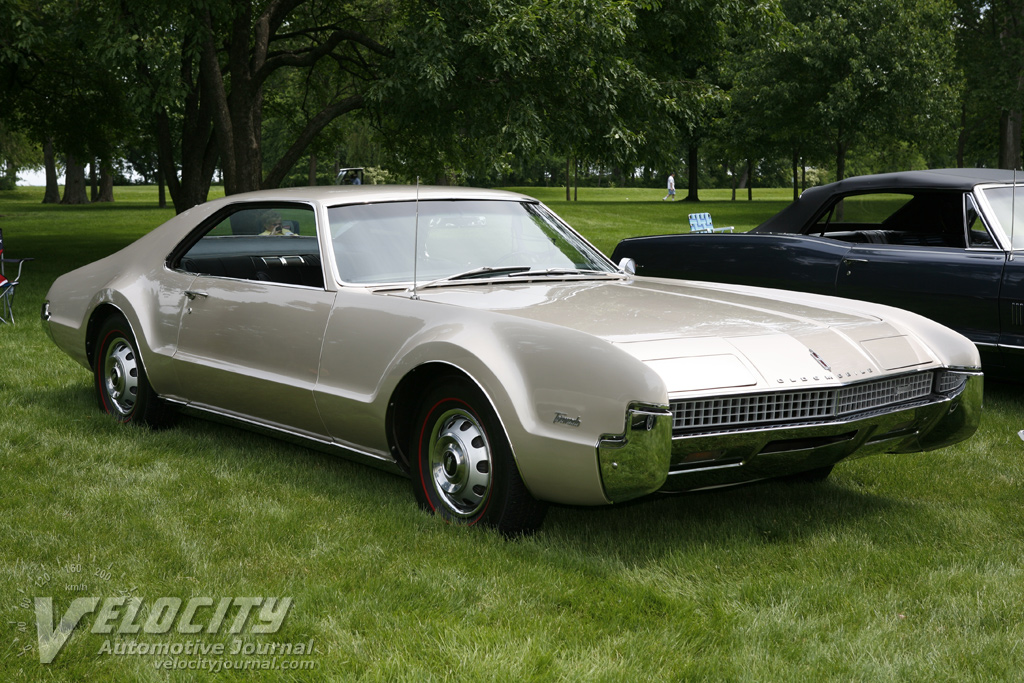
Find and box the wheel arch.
[386,361,487,473]
[85,303,131,368]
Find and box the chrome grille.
[671,372,934,432]
[935,370,969,394]
[835,373,933,414]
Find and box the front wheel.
[413,379,547,535]
[93,314,174,427]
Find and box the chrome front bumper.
[597,403,672,503]
[597,371,982,501]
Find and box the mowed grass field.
[1,185,1023,681]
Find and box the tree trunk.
[201,28,239,195]
[999,109,1022,169]
[574,158,578,201]
[97,163,114,202]
[683,144,699,202]
[565,157,571,201]
[157,167,166,208]
[730,163,737,201]
[42,139,60,204]
[957,103,967,168]
[201,6,264,195]
[836,139,848,181]
[61,155,89,204]
[746,158,753,201]
[792,150,799,201]
[308,152,317,186]
[89,160,99,201]
[155,102,218,214]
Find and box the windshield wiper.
[410,266,532,291]
[504,267,614,277]
[408,266,619,293]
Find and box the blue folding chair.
[0,227,34,324]
[688,212,734,233]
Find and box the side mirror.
[617,257,636,275]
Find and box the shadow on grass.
[20,384,94,413]
[983,378,1024,406]
[27,368,920,571]
[541,474,900,558]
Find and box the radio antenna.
[1012,168,1017,262]
[411,177,421,299]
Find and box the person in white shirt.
[663,173,676,201]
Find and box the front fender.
[315,293,668,505]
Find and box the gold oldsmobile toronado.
[42,186,983,534]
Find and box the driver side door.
[169,202,336,438]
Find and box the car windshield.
[979,186,1024,249]
[327,199,615,284]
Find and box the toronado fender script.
[553,412,582,427]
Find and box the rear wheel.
[413,379,547,535]
[94,314,174,427]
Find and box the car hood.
[415,277,939,394]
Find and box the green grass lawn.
[2,186,1023,681]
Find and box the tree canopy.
[0,0,1019,210]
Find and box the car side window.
[965,193,996,248]
[176,204,325,288]
[815,192,966,248]
[818,193,914,228]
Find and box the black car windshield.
[980,186,1024,249]
[327,199,615,284]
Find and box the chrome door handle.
[842,257,868,264]
[184,290,208,300]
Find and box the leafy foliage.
[373,0,658,181]
[730,0,959,180]
[0,0,1019,201]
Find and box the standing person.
[663,173,676,201]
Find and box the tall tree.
[373,0,661,188]
[630,0,746,201]
[738,0,959,181]
[1,0,137,203]
[199,1,387,194]
[116,0,390,210]
[956,0,1024,169]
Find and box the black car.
[612,169,1024,376]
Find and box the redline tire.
[93,314,173,427]
[413,379,547,535]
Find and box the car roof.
[211,185,535,208]
[755,168,1021,234]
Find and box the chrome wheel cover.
[427,408,493,518]
[102,336,139,417]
